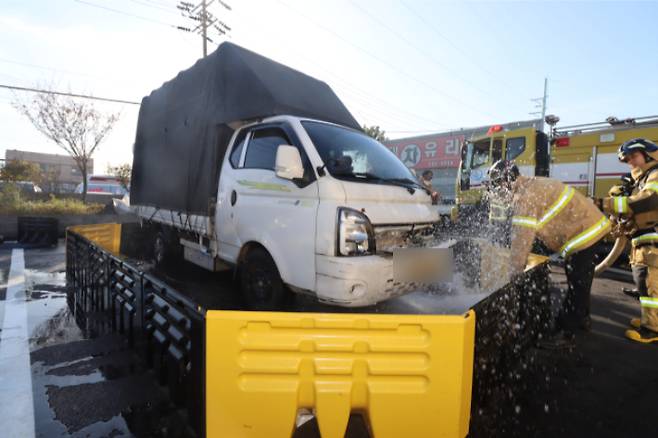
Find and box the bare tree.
[12,87,120,202]
[41,165,63,194]
[106,163,132,190]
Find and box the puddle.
[71,415,130,437]
[30,307,85,351]
[24,269,84,351]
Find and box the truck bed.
[133,205,212,237]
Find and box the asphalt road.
[0,240,657,437]
[474,265,658,438]
[0,242,192,437]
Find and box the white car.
[75,176,128,196]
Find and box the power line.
[0,84,140,105]
[232,14,449,130]
[73,0,203,51]
[399,0,518,93]
[332,83,447,130]
[73,0,453,129]
[348,0,500,103]
[0,57,118,82]
[142,0,179,7]
[313,68,447,127]
[127,0,181,15]
[274,0,498,120]
[74,0,178,27]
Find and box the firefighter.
[487,189,512,247]
[420,170,440,205]
[487,160,611,348]
[601,138,658,343]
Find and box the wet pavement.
[469,264,658,438]
[1,239,657,437]
[0,241,192,438]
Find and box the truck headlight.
[337,207,375,256]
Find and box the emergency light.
[487,125,504,135]
[555,137,570,147]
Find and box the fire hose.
[594,235,628,276]
[593,175,634,276]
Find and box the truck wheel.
[152,226,183,269]
[153,231,168,267]
[240,247,288,310]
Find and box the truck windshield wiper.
[349,173,419,194]
[385,177,432,195]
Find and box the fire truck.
[453,115,658,221]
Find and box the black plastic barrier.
[66,230,206,437]
[66,224,551,438]
[18,216,58,247]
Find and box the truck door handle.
[230,190,237,206]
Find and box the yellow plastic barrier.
[206,310,476,438]
[67,223,121,254]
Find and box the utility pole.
[530,77,548,130]
[177,0,232,57]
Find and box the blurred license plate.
[393,248,453,283]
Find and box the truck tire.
[153,228,182,269]
[240,247,289,310]
[153,231,169,268]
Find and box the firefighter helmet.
[617,138,658,162]
[487,160,520,188]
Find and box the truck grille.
[374,224,435,254]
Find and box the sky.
[1,0,657,172]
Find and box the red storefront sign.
[385,134,463,169]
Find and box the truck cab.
[454,126,549,221]
[211,115,438,307]
[140,115,441,308]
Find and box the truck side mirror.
[275,145,304,180]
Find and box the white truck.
[131,43,438,308]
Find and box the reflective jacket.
[603,160,658,245]
[509,176,610,272]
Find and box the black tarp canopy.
[131,42,360,215]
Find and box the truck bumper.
[315,254,417,307]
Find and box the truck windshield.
[302,121,417,184]
[465,139,490,169]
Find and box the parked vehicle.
[75,175,128,196]
[131,42,439,308]
[0,180,42,193]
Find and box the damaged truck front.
[131,42,438,308]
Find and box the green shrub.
[0,184,104,215]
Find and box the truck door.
[492,138,503,163]
[467,138,492,189]
[217,123,319,291]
